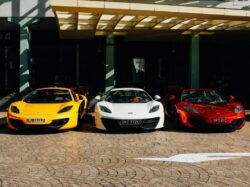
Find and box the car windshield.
[181,90,226,104]
[105,90,152,103]
[24,89,72,103]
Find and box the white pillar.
[10,18,38,93]
[105,36,115,92]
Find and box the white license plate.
[118,120,142,125]
[213,118,227,123]
[26,118,45,123]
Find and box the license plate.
[118,120,142,125]
[26,118,45,123]
[213,118,227,123]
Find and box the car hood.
[101,101,156,115]
[181,102,242,116]
[14,101,73,115]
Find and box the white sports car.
[94,88,164,130]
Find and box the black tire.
[172,111,183,130]
[75,109,82,130]
[8,128,19,134]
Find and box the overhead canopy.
[50,0,250,38]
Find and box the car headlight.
[149,105,160,113]
[99,105,112,113]
[58,106,73,113]
[183,106,198,114]
[234,105,243,114]
[10,106,19,114]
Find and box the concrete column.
[76,43,80,86]
[10,18,37,93]
[190,34,200,88]
[105,36,115,92]
[4,47,8,92]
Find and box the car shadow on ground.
[161,120,237,134]
[75,114,158,134]
[74,114,96,133]
[0,124,68,135]
[93,128,156,135]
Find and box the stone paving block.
[0,119,249,186]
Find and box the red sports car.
[70,86,89,96]
[164,88,246,131]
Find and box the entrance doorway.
[0,31,19,96]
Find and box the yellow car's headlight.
[58,106,73,113]
[11,106,20,114]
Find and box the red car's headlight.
[234,105,243,114]
[183,106,199,114]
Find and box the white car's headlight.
[234,105,243,114]
[149,105,160,113]
[99,105,112,113]
[183,106,198,114]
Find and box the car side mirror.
[228,95,235,102]
[95,95,101,101]
[169,95,176,102]
[154,95,161,100]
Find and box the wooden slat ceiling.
[50,0,250,38]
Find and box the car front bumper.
[177,109,246,130]
[7,112,78,130]
[94,111,164,131]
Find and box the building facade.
[1,0,250,107]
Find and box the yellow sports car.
[7,87,88,130]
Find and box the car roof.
[111,87,144,91]
[183,88,214,92]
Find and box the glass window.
[24,89,72,103]
[71,91,77,101]
[181,90,226,104]
[105,90,152,103]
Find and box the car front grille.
[101,117,159,130]
[188,117,245,130]
[50,118,69,128]
[9,118,69,130]
[231,118,245,129]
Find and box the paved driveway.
[0,116,250,186]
